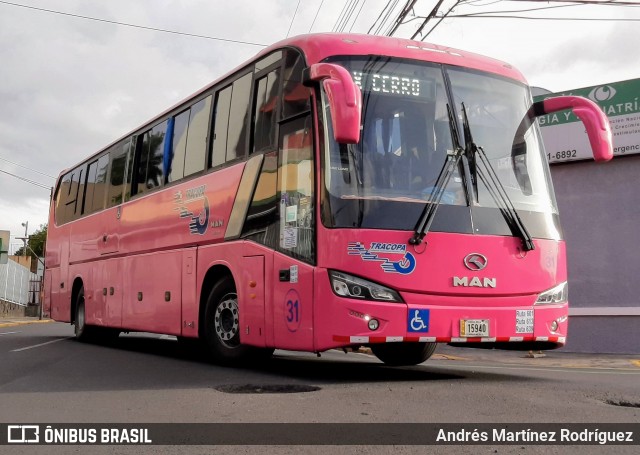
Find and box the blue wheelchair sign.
[407,309,430,333]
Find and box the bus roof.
[264,33,527,84]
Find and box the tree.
[15,224,47,258]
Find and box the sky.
[1,0,638,253]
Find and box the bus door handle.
[279,269,291,282]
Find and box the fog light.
[551,320,558,331]
[368,319,379,331]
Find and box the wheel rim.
[214,292,239,348]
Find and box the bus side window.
[281,50,310,120]
[252,69,280,155]
[56,166,85,224]
[83,160,98,215]
[208,73,254,168]
[212,87,232,168]
[167,109,190,182]
[183,96,212,177]
[64,167,84,223]
[226,73,253,162]
[108,138,132,207]
[134,121,167,196]
[134,133,149,197]
[146,121,167,189]
[241,150,278,247]
[86,154,109,214]
[54,175,68,225]
[56,171,73,225]
[84,154,110,215]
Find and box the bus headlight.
[534,282,568,305]
[329,270,403,303]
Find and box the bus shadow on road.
[3,333,548,395]
[92,334,473,385]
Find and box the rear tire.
[74,287,94,341]
[74,287,119,342]
[203,276,273,365]
[371,342,437,366]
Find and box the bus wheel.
[371,342,437,366]
[74,287,93,341]
[204,277,252,364]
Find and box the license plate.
[460,319,489,337]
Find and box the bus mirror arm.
[306,63,362,144]
[537,96,613,162]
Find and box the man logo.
[453,276,497,288]
[463,253,487,271]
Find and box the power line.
[457,0,640,16]
[0,167,52,190]
[0,0,267,47]
[407,0,640,40]
[333,0,354,31]
[371,0,402,35]
[386,0,418,36]
[506,0,640,5]
[308,0,325,32]
[368,0,398,34]
[411,0,447,39]
[421,0,462,40]
[349,0,369,32]
[447,13,640,20]
[338,0,362,32]
[286,0,302,38]
[0,156,56,179]
[335,0,359,32]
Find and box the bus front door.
[272,252,314,351]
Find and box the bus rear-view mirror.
[538,96,613,162]
[307,63,362,144]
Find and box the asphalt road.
[1,321,638,455]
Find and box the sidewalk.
[431,343,640,370]
[0,317,53,328]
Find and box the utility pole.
[21,221,28,257]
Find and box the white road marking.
[159,335,177,340]
[0,331,21,336]
[11,337,73,352]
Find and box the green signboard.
[534,78,640,163]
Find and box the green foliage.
[14,224,47,258]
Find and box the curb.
[0,320,54,328]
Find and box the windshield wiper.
[459,104,535,251]
[409,104,464,246]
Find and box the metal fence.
[0,259,37,306]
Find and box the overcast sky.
[1,0,637,253]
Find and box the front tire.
[204,277,272,365]
[371,342,437,366]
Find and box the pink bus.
[44,34,612,366]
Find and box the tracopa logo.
[588,85,617,102]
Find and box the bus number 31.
[286,299,299,323]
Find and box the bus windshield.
[321,56,559,236]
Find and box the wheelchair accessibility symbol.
[408,309,430,333]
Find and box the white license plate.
[460,319,489,337]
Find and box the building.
[535,78,640,354]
